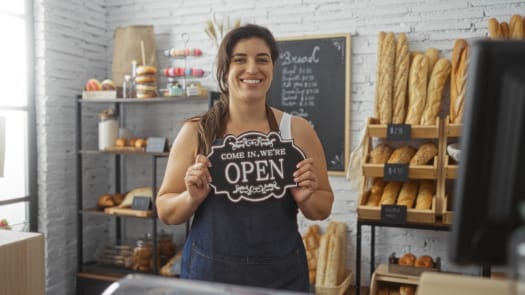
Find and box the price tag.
[131,196,152,211]
[384,163,409,181]
[387,124,411,140]
[146,137,167,153]
[381,205,407,225]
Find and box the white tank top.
[279,112,292,140]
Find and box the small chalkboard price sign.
[146,137,167,153]
[207,131,306,203]
[381,205,407,225]
[387,124,411,141]
[384,163,409,182]
[267,34,351,175]
[131,196,152,211]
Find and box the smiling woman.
[0,1,36,232]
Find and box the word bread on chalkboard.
[208,131,306,203]
[267,34,351,173]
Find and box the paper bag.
[112,25,157,86]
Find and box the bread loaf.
[387,146,417,164]
[500,22,510,39]
[424,48,440,79]
[398,253,416,266]
[315,233,331,286]
[415,255,434,268]
[420,58,451,125]
[302,225,321,284]
[410,142,438,165]
[377,32,396,124]
[510,14,524,39]
[369,143,393,164]
[371,178,386,195]
[453,47,469,123]
[396,180,419,208]
[377,288,390,295]
[405,54,429,125]
[450,39,469,123]
[400,285,416,295]
[392,33,410,124]
[366,191,382,207]
[380,181,402,205]
[366,178,386,206]
[415,180,434,210]
[375,32,386,119]
[315,222,347,289]
[488,18,500,39]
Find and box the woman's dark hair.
[195,24,279,154]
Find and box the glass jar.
[98,109,118,150]
[132,235,153,272]
[122,75,136,98]
[158,230,176,266]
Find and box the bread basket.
[315,269,352,295]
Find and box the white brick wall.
[36,0,525,294]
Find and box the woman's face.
[227,37,274,102]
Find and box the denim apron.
[180,109,309,292]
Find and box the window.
[0,0,36,231]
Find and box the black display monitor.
[449,40,525,267]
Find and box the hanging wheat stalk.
[205,15,241,48]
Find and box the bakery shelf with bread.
[357,178,437,224]
[369,264,419,295]
[75,94,204,284]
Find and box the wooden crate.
[366,117,440,138]
[362,156,439,180]
[442,195,453,224]
[357,188,436,224]
[369,264,419,295]
[443,156,458,179]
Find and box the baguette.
[410,142,438,165]
[453,47,469,123]
[315,233,331,286]
[371,178,386,195]
[369,143,393,164]
[405,54,429,125]
[424,48,440,79]
[420,58,451,125]
[375,32,386,119]
[415,180,434,210]
[500,22,510,39]
[488,18,500,39]
[380,181,403,205]
[396,180,419,208]
[324,234,342,286]
[387,146,417,164]
[450,39,468,123]
[510,15,524,39]
[366,191,382,207]
[377,32,396,124]
[392,33,410,124]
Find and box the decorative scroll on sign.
[208,131,306,203]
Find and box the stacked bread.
[488,15,525,40]
[364,142,438,210]
[135,65,158,99]
[315,221,348,291]
[377,284,417,295]
[368,142,438,166]
[374,32,451,126]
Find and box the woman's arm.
[156,121,211,225]
[290,117,334,220]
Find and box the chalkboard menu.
[267,34,351,174]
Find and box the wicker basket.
[315,269,352,295]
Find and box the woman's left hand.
[290,158,319,204]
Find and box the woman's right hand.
[184,154,212,203]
